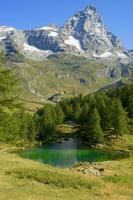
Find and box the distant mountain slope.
[9,54,131,103]
[0,5,133,101]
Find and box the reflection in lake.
[19,138,129,167]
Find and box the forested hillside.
[35,85,133,146]
[0,52,133,147]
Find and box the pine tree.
[128,95,133,118]
[96,94,112,130]
[74,104,82,122]
[79,103,89,123]
[0,53,20,143]
[64,104,73,120]
[55,104,64,124]
[26,115,36,145]
[85,108,104,145]
[0,67,19,109]
[36,104,57,140]
[112,99,129,137]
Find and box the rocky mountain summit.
[62,5,124,56]
[0,5,133,103]
[0,5,132,61]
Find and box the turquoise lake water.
[19,138,128,167]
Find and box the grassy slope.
[0,136,133,200]
[13,54,133,112]
[14,54,120,103]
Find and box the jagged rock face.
[24,25,84,55]
[107,32,123,50]
[62,5,123,55]
[125,50,133,59]
[24,28,64,53]
[0,5,131,61]
[0,26,26,55]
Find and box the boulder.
[82,167,101,176]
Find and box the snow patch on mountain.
[0,5,131,63]
[93,52,113,58]
[48,32,58,37]
[38,26,55,31]
[22,43,53,60]
[0,26,15,32]
[99,52,113,58]
[23,43,53,57]
[116,51,127,58]
[64,36,82,51]
[23,43,49,53]
[0,36,6,41]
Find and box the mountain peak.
[62,4,103,35]
[84,5,97,13]
[62,5,124,55]
[0,5,129,61]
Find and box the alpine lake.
[19,138,129,168]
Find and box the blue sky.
[0,0,133,49]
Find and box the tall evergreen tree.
[128,95,133,118]
[55,104,64,124]
[74,104,82,122]
[0,66,19,109]
[79,103,89,123]
[64,104,74,120]
[36,105,57,140]
[112,99,129,137]
[0,53,21,143]
[84,108,104,145]
[95,94,112,130]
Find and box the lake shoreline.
[0,147,133,200]
[1,134,132,155]
[17,137,131,168]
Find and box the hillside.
[7,53,132,104]
[0,136,133,200]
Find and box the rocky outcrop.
[62,5,124,57]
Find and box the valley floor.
[0,139,133,200]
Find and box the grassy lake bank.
[0,135,133,200]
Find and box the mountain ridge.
[0,5,133,103]
[0,5,132,61]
